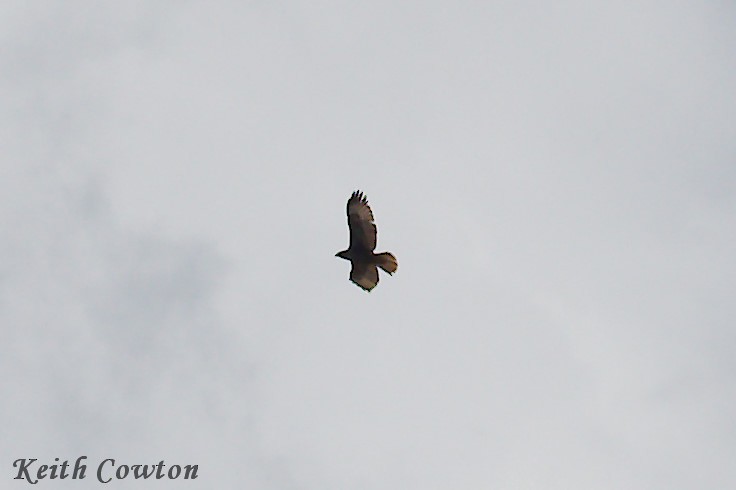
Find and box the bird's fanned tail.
[375,252,398,274]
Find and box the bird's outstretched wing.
[350,262,379,291]
[346,190,377,252]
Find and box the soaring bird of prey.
[336,191,398,291]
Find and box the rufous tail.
[375,252,398,274]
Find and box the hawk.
[336,191,398,291]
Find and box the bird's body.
[336,191,397,291]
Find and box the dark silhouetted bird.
[335,191,397,291]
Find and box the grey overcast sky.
[2,1,735,488]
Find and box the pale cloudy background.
[2,1,735,488]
